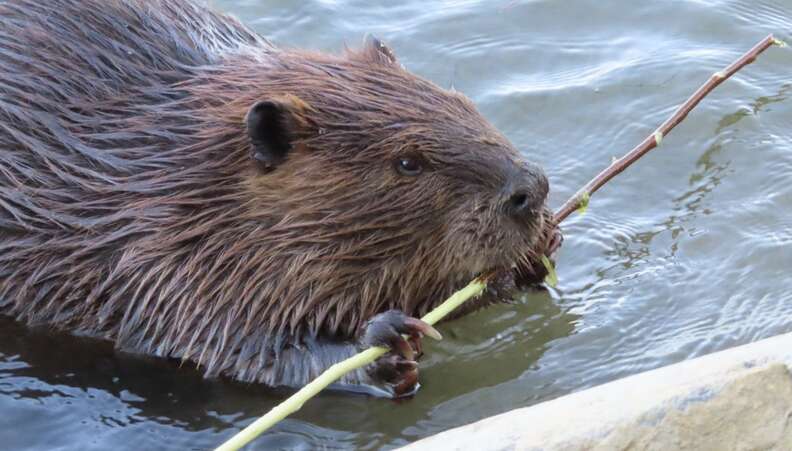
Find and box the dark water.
[2,0,791,449]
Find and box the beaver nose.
[503,165,549,219]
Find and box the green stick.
[215,277,489,451]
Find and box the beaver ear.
[245,100,297,171]
[363,35,398,65]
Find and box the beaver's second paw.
[361,310,442,398]
[546,226,564,258]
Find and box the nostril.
[504,186,544,218]
[503,163,549,218]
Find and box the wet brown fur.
[0,0,551,387]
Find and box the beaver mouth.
[480,207,558,289]
[512,209,560,288]
[461,207,554,287]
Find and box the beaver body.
[0,0,557,396]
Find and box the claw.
[404,317,442,341]
[361,310,440,397]
[395,359,418,372]
[393,370,419,398]
[407,334,423,358]
[393,337,415,360]
[547,227,563,257]
[366,353,418,387]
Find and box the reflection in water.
[0,318,252,429]
[1,290,577,450]
[751,83,791,113]
[601,82,791,274]
[422,289,579,401]
[716,83,791,133]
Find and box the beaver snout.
[502,162,549,220]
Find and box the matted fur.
[0,0,552,387]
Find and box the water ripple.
[3,0,792,449]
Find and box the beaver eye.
[395,157,423,176]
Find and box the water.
[2,0,791,449]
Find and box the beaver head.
[186,38,552,338]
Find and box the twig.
[554,34,781,223]
[215,278,489,451]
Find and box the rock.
[402,332,792,450]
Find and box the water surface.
[2,0,791,449]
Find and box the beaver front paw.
[361,310,442,398]
[547,226,564,257]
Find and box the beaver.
[0,0,561,397]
